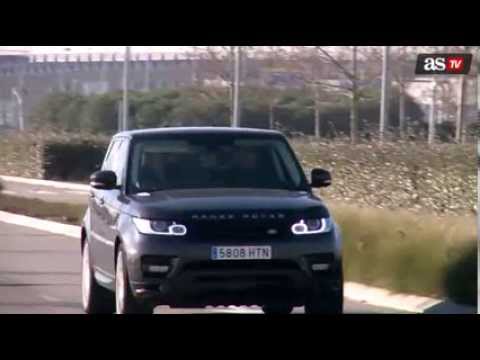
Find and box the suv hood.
[123,188,330,220]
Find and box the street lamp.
[11,87,24,131]
[232,46,241,127]
[122,46,131,131]
[379,46,390,143]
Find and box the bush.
[444,243,478,306]
[334,203,477,304]
[42,138,109,182]
[29,87,428,139]
[0,132,45,178]
[295,139,476,216]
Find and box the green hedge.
[29,87,430,138]
[0,132,109,181]
[43,140,108,181]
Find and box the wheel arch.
[81,226,87,252]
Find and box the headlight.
[132,218,187,236]
[291,218,333,235]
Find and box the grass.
[330,203,477,305]
[0,191,476,305]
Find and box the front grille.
[304,254,335,264]
[183,260,301,287]
[190,219,289,241]
[196,274,291,284]
[183,260,300,272]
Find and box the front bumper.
[122,226,342,307]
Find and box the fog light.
[311,264,330,271]
[147,265,169,273]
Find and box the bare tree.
[188,46,258,125]
[453,46,477,144]
[287,46,384,143]
[389,47,417,139]
[251,46,298,130]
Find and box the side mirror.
[311,168,332,188]
[90,170,118,190]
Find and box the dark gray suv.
[81,127,343,314]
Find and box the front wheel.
[81,241,115,314]
[305,269,344,315]
[115,247,153,314]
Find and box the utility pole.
[118,100,123,133]
[350,46,358,144]
[11,88,24,131]
[144,53,152,91]
[232,46,241,127]
[428,81,437,145]
[122,46,131,131]
[313,83,320,138]
[399,84,406,139]
[456,75,466,143]
[379,46,391,143]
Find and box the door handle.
[97,197,105,206]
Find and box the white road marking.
[33,190,56,195]
[41,295,61,302]
[1,190,19,196]
[67,190,90,194]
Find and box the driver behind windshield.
[138,152,170,191]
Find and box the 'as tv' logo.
[415,54,472,75]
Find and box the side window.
[110,139,129,186]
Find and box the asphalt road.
[0,221,408,314]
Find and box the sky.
[0,46,194,54]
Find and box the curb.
[344,282,443,313]
[0,209,452,314]
[0,175,89,192]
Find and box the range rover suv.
[81,127,343,314]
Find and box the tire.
[81,241,115,314]
[305,268,344,315]
[115,246,154,314]
[262,304,294,315]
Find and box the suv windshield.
[128,134,308,193]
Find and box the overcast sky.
[0,46,194,54]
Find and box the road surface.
[0,221,409,314]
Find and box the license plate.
[211,246,272,260]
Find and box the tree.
[188,46,257,126]
[288,46,383,143]
[249,46,295,130]
[30,92,85,131]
